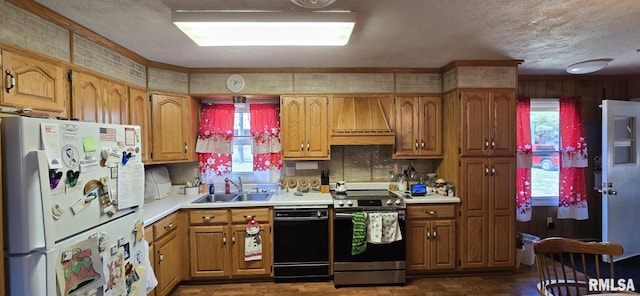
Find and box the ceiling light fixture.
[566,59,610,74]
[172,11,356,46]
[290,0,337,9]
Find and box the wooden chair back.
[533,237,624,295]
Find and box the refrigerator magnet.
[62,144,80,169]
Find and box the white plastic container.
[520,233,540,266]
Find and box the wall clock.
[226,74,245,93]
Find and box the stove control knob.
[395,199,402,205]
[317,211,322,217]
[347,200,353,207]
[338,201,344,207]
[386,199,393,205]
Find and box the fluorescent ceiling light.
[566,59,610,74]
[172,11,356,46]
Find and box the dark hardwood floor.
[170,264,541,296]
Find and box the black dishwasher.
[273,206,330,282]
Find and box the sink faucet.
[225,177,243,192]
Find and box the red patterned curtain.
[196,104,235,181]
[516,96,533,222]
[558,96,589,220]
[249,104,282,183]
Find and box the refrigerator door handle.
[36,150,56,250]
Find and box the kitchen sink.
[192,193,239,203]
[191,192,273,203]
[237,192,272,201]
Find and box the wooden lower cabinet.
[188,208,273,279]
[406,204,456,271]
[150,212,181,296]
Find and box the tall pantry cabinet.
[437,62,518,271]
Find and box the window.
[530,99,560,206]
[232,105,253,173]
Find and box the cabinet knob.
[415,139,419,150]
[202,216,214,221]
[426,227,431,240]
[232,232,236,244]
[421,140,425,150]
[426,210,437,215]
[484,139,489,149]
[307,140,310,151]
[158,252,164,263]
[184,142,188,153]
[163,223,173,230]
[223,232,227,244]
[301,141,304,151]
[433,230,437,239]
[491,139,495,149]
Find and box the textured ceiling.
[35,0,640,75]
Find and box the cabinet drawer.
[230,208,271,223]
[407,204,456,219]
[154,212,178,239]
[189,209,228,225]
[144,225,154,243]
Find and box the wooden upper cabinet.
[1,51,66,115]
[128,87,150,162]
[70,70,129,124]
[103,80,128,124]
[460,90,515,156]
[394,96,442,158]
[280,96,329,159]
[71,71,102,122]
[150,93,189,162]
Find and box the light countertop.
[142,186,460,226]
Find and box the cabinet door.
[417,96,442,156]
[189,226,230,278]
[156,230,180,296]
[129,87,150,162]
[187,97,200,161]
[147,243,156,296]
[489,91,516,156]
[151,93,189,161]
[431,220,456,270]
[406,220,429,271]
[2,51,66,114]
[104,80,128,124]
[280,96,306,158]
[230,224,272,277]
[488,157,515,267]
[459,158,489,268]
[394,97,419,157]
[304,97,328,158]
[460,91,489,156]
[71,71,102,122]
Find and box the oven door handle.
[335,212,406,220]
[274,216,328,222]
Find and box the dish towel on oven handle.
[366,211,402,244]
[351,211,367,255]
[244,218,263,261]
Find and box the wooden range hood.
[330,96,395,145]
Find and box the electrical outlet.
[546,217,555,230]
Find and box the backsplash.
[160,145,435,185]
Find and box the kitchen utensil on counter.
[321,170,329,185]
[335,181,347,193]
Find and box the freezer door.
[2,117,144,253]
[7,211,151,296]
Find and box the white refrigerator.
[2,116,155,296]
